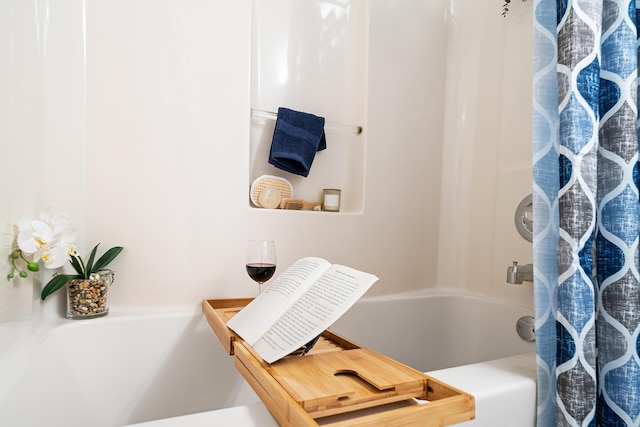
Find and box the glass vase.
[66,272,113,319]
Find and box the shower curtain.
[533,0,640,426]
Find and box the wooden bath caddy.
[202,298,475,426]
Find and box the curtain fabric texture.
[533,0,640,426]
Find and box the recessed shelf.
[249,0,368,214]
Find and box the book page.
[226,257,331,345]
[252,264,378,363]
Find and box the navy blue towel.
[268,107,327,177]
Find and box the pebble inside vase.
[66,273,113,319]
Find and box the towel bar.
[251,109,363,135]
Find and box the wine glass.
[246,240,277,294]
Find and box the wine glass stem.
[258,283,263,295]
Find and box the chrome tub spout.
[506,261,533,284]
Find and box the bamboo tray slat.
[202,299,475,426]
[203,298,253,355]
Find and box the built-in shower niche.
[249,0,368,214]
[249,112,365,213]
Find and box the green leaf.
[70,255,84,276]
[41,274,76,300]
[85,244,100,278]
[91,246,124,272]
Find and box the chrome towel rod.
[251,109,363,135]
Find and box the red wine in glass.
[246,263,276,284]
[246,240,276,294]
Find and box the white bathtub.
[0,310,261,427]
[331,289,535,372]
[0,289,536,426]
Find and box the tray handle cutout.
[334,370,397,392]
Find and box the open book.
[226,257,378,363]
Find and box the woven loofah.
[250,175,293,207]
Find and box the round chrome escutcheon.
[515,194,533,242]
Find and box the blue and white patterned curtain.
[533,0,640,426]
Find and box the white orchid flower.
[68,245,79,257]
[40,244,73,269]
[17,219,54,255]
[40,209,78,248]
[16,210,78,270]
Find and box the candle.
[322,189,341,212]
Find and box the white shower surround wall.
[437,0,534,305]
[0,290,535,427]
[1,0,532,319]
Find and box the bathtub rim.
[1,288,532,359]
[355,286,532,311]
